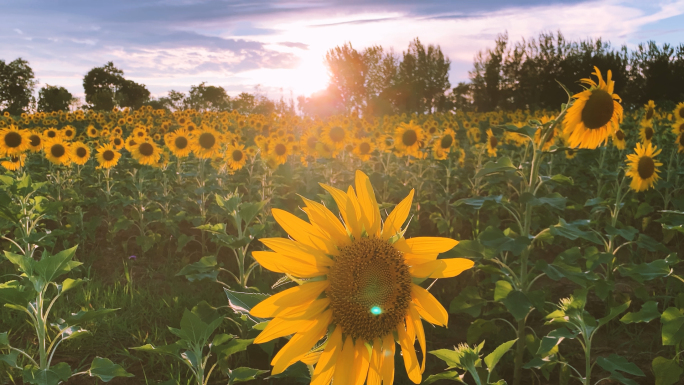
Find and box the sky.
[2,0,684,103]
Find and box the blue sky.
[2,0,684,102]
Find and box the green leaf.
[605,225,638,241]
[636,234,669,253]
[63,308,118,326]
[454,195,503,210]
[212,338,254,359]
[34,246,80,284]
[484,339,517,372]
[60,278,85,295]
[430,349,463,369]
[636,202,654,218]
[661,307,684,346]
[132,342,182,358]
[502,290,532,321]
[537,328,577,357]
[494,281,513,301]
[596,354,645,378]
[176,256,219,282]
[620,301,660,324]
[474,157,516,178]
[22,362,72,385]
[467,319,499,345]
[423,371,464,384]
[520,192,567,211]
[449,287,486,317]
[0,351,19,368]
[549,219,602,245]
[0,332,9,347]
[585,197,606,207]
[135,235,155,252]
[652,356,683,385]
[3,251,36,276]
[224,288,270,324]
[88,357,134,382]
[618,260,671,283]
[549,174,573,185]
[598,301,630,327]
[239,201,265,226]
[0,280,35,306]
[179,308,222,346]
[228,367,268,384]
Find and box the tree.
[83,62,151,110]
[0,58,37,115]
[153,90,186,111]
[184,82,230,112]
[37,85,74,112]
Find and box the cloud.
[278,42,309,49]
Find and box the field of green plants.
[1,68,683,385]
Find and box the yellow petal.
[411,284,448,326]
[319,183,350,226]
[355,170,381,237]
[408,304,426,373]
[382,189,414,240]
[301,350,322,366]
[311,327,343,385]
[345,187,362,239]
[254,299,330,344]
[406,237,458,254]
[260,238,333,267]
[380,333,395,385]
[251,280,329,318]
[367,339,383,385]
[300,196,350,246]
[271,309,332,374]
[352,338,371,385]
[272,209,338,255]
[404,253,439,265]
[252,251,329,278]
[409,258,474,279]
[332,336,355,385]
[397,324,421,383]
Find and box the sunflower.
[0,126,31,156]
[643,100,656,121]
[562,67,623,149]
[269,139,291,165]
[626,142,662,192]
[111,136,125,150]
[300,131,319,156]
[672,120,684,136]
[132,140,161,166]
[677,132,684,153]
[250,171,474,384]
[96,143,121,169]
[321,124,348,150]
[192,128,220,159]
[44,138,72,166]
[27,131,43,152]
[639,120,655,144]
[394,122,424,156]
[432,129,456,160]
[226,144,247,171]
[353,139,375,161]
[86,125,99,138]
[673,102,684,121]
[124,137,139,152]
[486,129,498,157]
[44,127,61,141]
[612,129,626,150]
[565,148,577,160]
[165,129,192,158]
[61,125,76,141]
[1,154,26,171]
[69,142,90,165]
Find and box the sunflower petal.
[319,183,350,226]
[332,336,355,385]
[411,284,448,326]
[380,333,395,385]
[301,351,322,366]
[355,170,381,237]
[251,281,328,318]
[405,237,458,255]
[367,339,383,385]
[382,189,414,240]
[408,304,426,373]
[345,189,363,239]
[255,317,315,344]
[272,208,338,255]
[409,258,474,279]
[252,251,329,278]
[397,323,421,383]
[300,196,350,246]
[271,309,332,374]
[352,338,371,385]
[311,327,343,385]
[260,238,334,266]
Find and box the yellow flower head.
[69,142,91,165]
[250,171,474,384]
[394,121,424,156]
[0,126,31,156]
[1,153,26,171]
[625,142,662,192]
[562,67,623,149]
[486,128,498,157]
[96,143,121,169]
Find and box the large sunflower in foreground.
[192,128,220,159]
[563,67,623,149]
[625,142,662,192]
[165,129,192,158]
[44,138,72,166]
[0,126,31,156]
[250,171,474,384]
[394,121,424,157]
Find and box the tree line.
[1,31,683,116]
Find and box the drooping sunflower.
[563,67,623,149]
[625,142,662,192]
[1,154,26,171]
[0,126,31,156]
[132,140,161,166]
[612,129,626,150]
[69,142,91,165]
[486,128,498,157]
[394,121,424,157]
[44,138,72,166]
[639,120,655,144]
[250,171,474,384]
[192,128,220,159]
[165,129,192,158]
[226,144,247,171]
[643,100,656,121]
[95,143,121,169]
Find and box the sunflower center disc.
[29,135,41,146]
[76,147,87,158]
[440,135,453,149]
[679,135,684,146]
[275,143,287,156]
[329,127,345,143]
[199,133,216,149]
[638,156,655,179]
[4,132,22,148]
[616,130,625,141]
[51,144,65,158]
[139,143,154,156]
[175,137,188,149]
[359,142,371,154]
[103,150,115,161]
[402,130,418,146]
[581,89,615,129]
[328,237,412,341]
[489,135,498,148]
[645,127,654,140]
[232,150,243,162]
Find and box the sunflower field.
[0,67,683,385]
